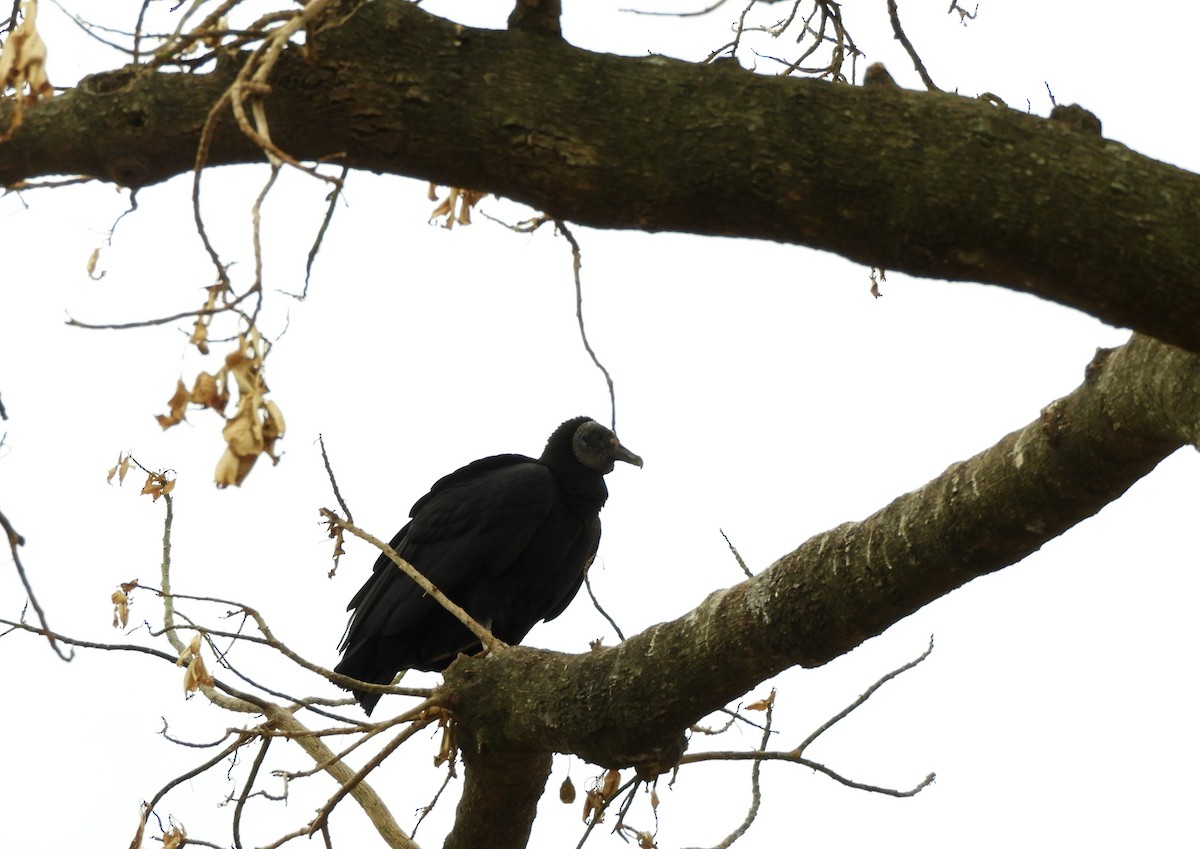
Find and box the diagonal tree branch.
[1,1,1199,352]
[436,332,1198,847]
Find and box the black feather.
[334,416,641,714]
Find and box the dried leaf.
[179,634,212,693]
[128,806,146,849]
[177,633,203,666]
[188,315,210,355]
[428,186,488,228]
[155,380,190,429]
[0,1,52,100]
[190,371,227,414]
[140,472,175,502]
[214,445,257,488]
[582,789,602,824]
[162,826,186,849]
[86,247,105,280]
[601,768,621,800]
[222,406,262,456]
[650,787,659,811]
[745,689,776,712]
[559,776,576,804]
[111,589,128,628]
[182,654,213,693]
[107,453,132,484]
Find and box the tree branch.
[1,1,1199,351]
[439,332,1198,800]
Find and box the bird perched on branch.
[335,416,642,714]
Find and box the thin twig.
[886,0,939,91]
[583,560,625,642]
[318,434,353,522]
[299,166,350,300]
[719,529,753,578]
[687,694,774,849]
[143,733,256,832]
[65,289,256,331]
[678,748,934,797]
[795,636,934,755]
[555,220,618,433]
[0,509,72,661]
[321,509,503,654]
[412,766,455,837]
[619,0,731,16]
[260,718,434,849]
[233,737,272,849]
[143,587,429,700]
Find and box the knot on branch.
[1050,103,1103,138]
[507,0,563,38]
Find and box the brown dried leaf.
[326,524,345,578]
[162,826,186,849]
[222,406,262,457]
[745,689,776,712]
[140,472,175,502]
[190,371,227,414]
[155,380,190,430]
[188,315,210,354]
[601,768,620,800]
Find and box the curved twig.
[555,220,618,433]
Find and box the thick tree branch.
[436,333,1198,847]
[442,748,552,849]
[1,1,1199,351]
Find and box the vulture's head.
[564,418,643,474]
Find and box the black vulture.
[335,416,642,714]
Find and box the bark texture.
[1,1,1200,352]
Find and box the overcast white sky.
[2,1,1198,847]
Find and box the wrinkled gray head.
[572,419,644,474]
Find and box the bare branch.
[683,692,774,849]
[886,0,939,91]
[233,737,272,849]
[0,509,72,661]
[555,220,618,433]
[318,433,354,523]
[795,636,934,756]
[584,559,626,642]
